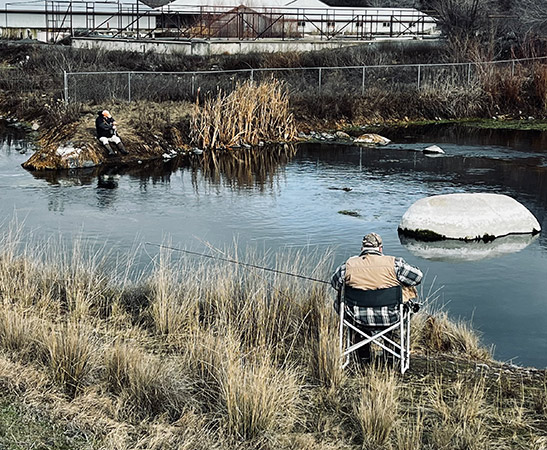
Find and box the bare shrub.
[479,65,527,112]
[190,79,297,149]
[533,63,547,111]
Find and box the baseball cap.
[362,232,382,248]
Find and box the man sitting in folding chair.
[331,232,423,372]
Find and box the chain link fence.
[64,56,547,104]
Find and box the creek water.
[1,121,547,368]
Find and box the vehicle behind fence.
[58,56,547,104]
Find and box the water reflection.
[399,233,539,262]
[200,144,296,189]
[0,122,35,155]
[383,123,547,153]
[27,144,297,193]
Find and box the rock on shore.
[23,143,102,170]
[354,133,391,145]
[399,193,541,241]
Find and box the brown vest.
[345,254,417,302]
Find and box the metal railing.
[63,55,547,104]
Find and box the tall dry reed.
[190,79,297,149]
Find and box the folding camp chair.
[339,283,416,374]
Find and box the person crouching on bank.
[95,110,128,156]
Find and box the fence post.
[512,60,515,76]
[128,72,132,103]
[191,73,195,96]
[362,66,366,95]
[250,68,254,82]
[417,64,421,90]
[63,70,69,104]
[318,67,322,92]
[467,63,471,84]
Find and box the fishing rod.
[144,242,331,285]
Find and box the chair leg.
[340,301,350,369]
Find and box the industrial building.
[0,0,438,53]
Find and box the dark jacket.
[95,114,116,139]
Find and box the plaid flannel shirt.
[331,249,423,327]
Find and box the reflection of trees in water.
[198,144,296,189]
[0,123,35,155]
[26,144,296,205]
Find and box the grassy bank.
[0,228,546,449]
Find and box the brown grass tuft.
[220,351,301,440]
[42,321,96,398]
[353,366,399,449]
[413,312,492,361]
[104,341,191,422]
[428,376,489,449]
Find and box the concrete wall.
[71,36,419,55]
[72,37,194,54]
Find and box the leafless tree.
[512,0,547,35]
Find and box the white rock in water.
[399,193,541,240]
[423,145,445,154]
[354,133,391,145]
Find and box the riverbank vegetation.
[1,39,547,167]
[1,228,546,449]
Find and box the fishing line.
[144,242,331,285]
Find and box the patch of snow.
[56,145,81,157]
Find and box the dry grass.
[221,351,301,439]
[42,321,96,398]
[190,79,297,149]
[353,366,399,449]
[533,63,547,111]
[104,341,191,422]
[0,227,545,449]
[412,311,492,361]
[428,376,488,449]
